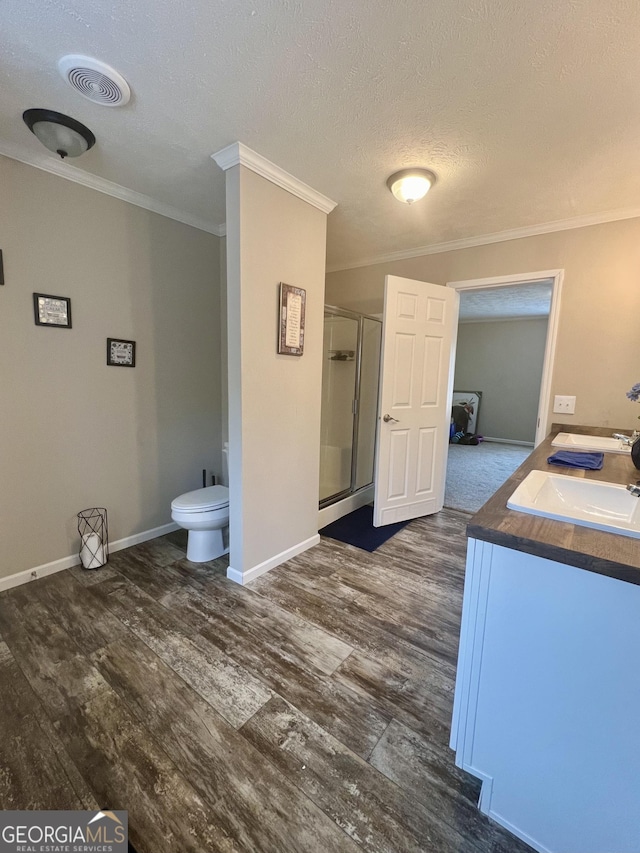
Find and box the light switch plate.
[553,395,576,414]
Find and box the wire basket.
[77,507,109,569]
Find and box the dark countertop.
[467,424,640,586]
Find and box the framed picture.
[452,390,482,434]
[107,338,136,367]
[278,282,306,356]
[33,293,72,328]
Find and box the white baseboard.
[0,553,81,593]
[227,533,320,586]
[0,522,179,594]
[464,766,549,853]
[318,486,373,528]
[481,437,534,447]
[487,809,551,853]
[109,522,179,553]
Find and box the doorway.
[443,270,563,513]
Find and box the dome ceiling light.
[22,109,95,159]
[387,168,437,204]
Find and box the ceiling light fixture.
[387,168,436,204]
[23,109,96,159]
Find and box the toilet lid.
[171,485,229,512]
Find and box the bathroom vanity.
[451,426,640,853]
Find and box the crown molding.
[0,142,223,236]
[211,142,337,215]
[326,206,640,273]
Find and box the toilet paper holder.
[77,507,109,570]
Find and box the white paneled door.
[373,275,459,527]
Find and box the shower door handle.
[383,414,399,423]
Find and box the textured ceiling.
[3,1,640,269]
[458,281,552,322]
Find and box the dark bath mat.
[319,505,410,552]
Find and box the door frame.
[446,269,564,446]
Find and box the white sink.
[507,470,640,538]
[551,432,631,454]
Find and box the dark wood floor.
[0,510,533,853]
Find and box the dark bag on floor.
[458,433,480,445]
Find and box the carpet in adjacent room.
[444,440,531,513]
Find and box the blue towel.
[547,451,604,470]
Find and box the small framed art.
[278,282,306,356]
[107,338,136,367]
[33,293,72,328]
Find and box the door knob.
[383,414,399,423]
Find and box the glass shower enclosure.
[320,306,382,507]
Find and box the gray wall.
[454,318,548,442]
[0,156,222,578]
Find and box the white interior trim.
[0,553,80,594]
[486,809,552,853]
[318,486,374,528]
[326,209,640,273]
[0,145,224,236]
[106,521,180,554]
[447,270,564,446]
[0,522,179,593]
[461,769,550,853]
[211,142,337,214]
[482,437,535,446]
[447,270,560,290]
[226,533,320,586]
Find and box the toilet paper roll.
[80,532,105,569]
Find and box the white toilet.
[171,485,229,562]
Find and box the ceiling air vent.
[58,55,131,107]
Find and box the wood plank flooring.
[0,510,533,852]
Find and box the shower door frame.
[319,305,382,509]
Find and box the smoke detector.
[58,55,130,107]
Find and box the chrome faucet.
[613,432,639,446]
[627,483,640,497]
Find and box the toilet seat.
[171,485,229,513]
